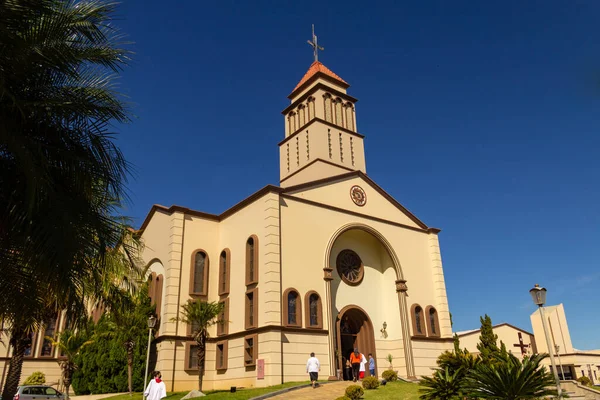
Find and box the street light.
[143,315,157,398]
[529,284,562,397]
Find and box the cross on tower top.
[307,24,324,62]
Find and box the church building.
[139,58,454,391]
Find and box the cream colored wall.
[281,185,452,377]
[286,175,422,231]
[281,332,329,382]
[330,230,401,342]
[530,304,574,354]
[457,325,536,357]
[146,192,283,389]
[0,360,63,388]
[281,161,353,188]
[412,340,450,377]
[279,121,366,183]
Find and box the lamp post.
[143,315,157,398]
[530,284,562,397]
[555,344,565,380]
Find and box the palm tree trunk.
[1,329,27,400]
[196,338,206,392]
[126,342,134,394]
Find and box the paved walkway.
[269,381,355,400]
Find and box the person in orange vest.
[349,348,362,382]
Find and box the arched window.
[426,306,440,337]
[298,104,306,127]
[304,291,323,329]
[218,249,230,296]
[323,93,332,122]
[307,96,315,120]
[246,235,259,286]
[189,250,209,296]
[344,102,355,131]
[288,111,297,134]
[282,288,302,327]
[334,98,343,127]
[411,304,426,336]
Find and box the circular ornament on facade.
[336,249,364,286]
[350,185,367,207]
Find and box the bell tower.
[279,29,366,187]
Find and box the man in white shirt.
[144,371,167,400]
[306,352,320,388]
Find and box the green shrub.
[577,376,592,387]
[362,376,379,390]
[344,384,364,400]
[23,371,46,385]
[382,369,398,382]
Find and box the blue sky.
[114,1,600,349]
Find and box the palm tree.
[172,300,224,392]
[107,286,156,394]
[45,329,93,400]
[419,367,465,400]
[464,353,558,399]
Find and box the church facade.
[139,60,454,391]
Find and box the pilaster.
[428,233,452,337]
[164,212,185,335]
[262,193,281,326]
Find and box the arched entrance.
[336,305,377,380]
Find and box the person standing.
[349,348,361,382]
[359,353,367,380]
[368,353,376,377]
[306,352,320,388]
[144,371,167,400]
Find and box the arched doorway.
[336,305,377,380]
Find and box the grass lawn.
[101,380,319,400]
[361,380,420,400]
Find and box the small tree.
[23,372,46,385]
[172,300,224,392]
[419,367,464,400]
[46,329,93,400]
[476,315,499,363]
[386,353,393,369]
[464,353,558,399]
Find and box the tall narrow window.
[23,332,36,357]
[217,298,229,336]
[324,94,332,122]
[244,334,258,367]
[218,249,230,296]
[190,250,209,296]
[305,291,323,329]
[187,344,199,370]
[335,98,343,127]
[245,288,258,329]
[298,104,306,127]
[39,316,59,357]
[411,304,426,336]
[282,288,301,327]
[426,306,440,337]
[288,292,298,325]
[246,236,258,286]
[216,341,228,370]
[307,96,315,120]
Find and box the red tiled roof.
[291,61,348,94]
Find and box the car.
[13,386,63,400]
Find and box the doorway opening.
[336,305,377,381]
